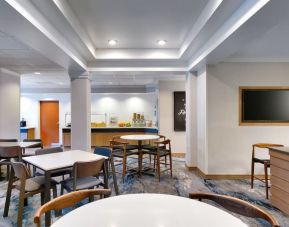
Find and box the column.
[0,68,20,140]
[70,73,91,151]
[185,72,198,167]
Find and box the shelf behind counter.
[62,127,159,147]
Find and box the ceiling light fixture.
[108,39,118,46]
[34,72,41,75]
[157,40,167,46]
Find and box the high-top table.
[22,150,108,226]
[51,193,247,227]
[120,134,160,174]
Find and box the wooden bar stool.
[251,143,283,199]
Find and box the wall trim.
[186,165,265,180]
[172,153,185,158]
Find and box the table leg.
[138,140,143,176]
[44,171,51,226]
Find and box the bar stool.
[251,143,284,199]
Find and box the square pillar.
[185,72,198,167]
[71,75,91,151]
[0,68,20,140]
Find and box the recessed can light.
[34,72,41,75]
[157,40,167,46]
[108,39,118,46]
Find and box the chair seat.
[15,176,56,192]
[62,176,102,191]
[36,168,72,178]
[253,158,270,164]
[113,144,138,151]
[145,149,170,157]
[113,149,139,157]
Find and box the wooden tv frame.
[239,86,289,126]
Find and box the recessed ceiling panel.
[67,0,208,48]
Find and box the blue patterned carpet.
[0,158,289,226]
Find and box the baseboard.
[172,153,185,158]
[185,165,265,180]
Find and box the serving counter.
[269,147,289,215]
[62,127,158,147]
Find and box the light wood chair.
[144,139,172,181]
[251,143,284,199]
[110,140,139,182]
[0,145,21,180]
[34,189,111,227]
[3,162,57,227]
[94,146,119,195]
[61,158,105,193]
[189,193,279,227]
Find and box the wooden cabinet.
[269,147,289,215]
[20,127,35,141]
[62,133,71,147]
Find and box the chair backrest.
[156,139,171,150]
[34,189,111,227]
[252,143,284,158]
[23,139,43,148]
[73,159,105,178]
[11,161,30,180]
[0,146,21,159]
[189,193,279,227]
[0,139,18,142]
[94,146,111,158]
[35,147,63,156]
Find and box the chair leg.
[157,154,161,182]
[169,154,173,177]
[251,160,255,189]
[17,190,26,227]
[4,167,14,217]
[122,155,127,182]
[40,192,45,205]
[52,184,57,199]
[264,162,269,199]
[6,165,10,181]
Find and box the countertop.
[20,127,35,129]
[269,146,289,155]
[62,127,158,133]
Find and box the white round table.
[120,134,160,141]
[51,194,247,227]
[120,134,160,174]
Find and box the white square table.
[23,150,108,226]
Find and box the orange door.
[40,101,59,147]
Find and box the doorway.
[40,101,59,147]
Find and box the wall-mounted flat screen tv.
[239,87,289,125]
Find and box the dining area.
[0,135,286,227]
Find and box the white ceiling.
[67,0,208,49]
[2,0,289,89]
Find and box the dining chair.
[34,189,111,227]
[22,139,43,156]
[34,147,72,180]
[110,140,139,182]
[61,158,105,193]
[111,135,139,151]
[4,161,57,227]
[0,145,21,180]
[144,139,172,181]
[94,146,119,195]
[141,134,166,166]
[251,143,284,199]
[189,193,279,227]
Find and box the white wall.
[21,93,70,142]
[159,81,186,153]
[21,92,157,143]
[0,68,20,140]
[207,62,289,174]
[91,93,157,123]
